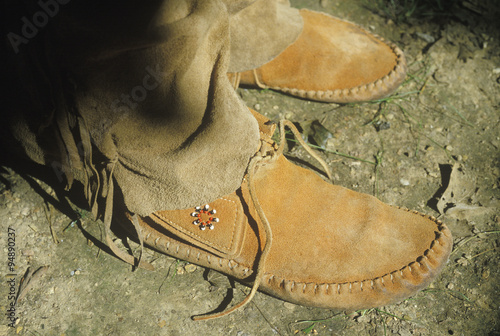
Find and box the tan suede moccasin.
[120,111,451,320]
[228,9,407,103]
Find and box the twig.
[44,202,59,244]
[470,247,499,259]
[283,130,377,165]
[451,230,500,255]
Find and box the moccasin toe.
[124,111,452,318]
[228,9,407,103]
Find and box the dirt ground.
[1,0,499,335]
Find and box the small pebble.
[416,32,435,43]
[184,264,197,273]
[273,105,279,110]
[398,328,412,336]
[254,103,261,111]
[22,249,34,256]
[400,178,410,186]
[356,314,371,323]
[426,169,439,178]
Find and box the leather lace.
[228,69,268,91]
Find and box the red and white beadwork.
[191,204,219,231]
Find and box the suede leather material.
[4,0,267,216]
[247,155,436,283]
[134,111,453,310]
[227,0,303,72]
[243,155,451,309]
[148,193,247,258]
[233,9,407,103]
[71,1,261,215]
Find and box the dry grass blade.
[43,201,59,244]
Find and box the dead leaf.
[436,164,478,218]
[16,266,49,303]
[445,204,493,218]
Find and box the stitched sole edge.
[134,207,452,310]
[231,10,408,103]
